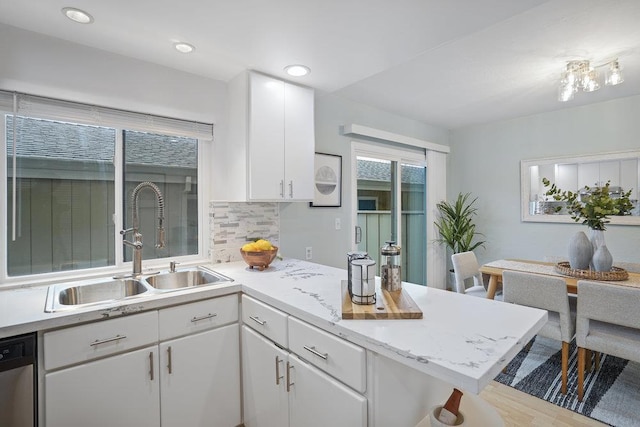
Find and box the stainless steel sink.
[143,268,233,291]
[46,278,150,312]
[44,266,233,312]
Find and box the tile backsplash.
[210,201,279,263]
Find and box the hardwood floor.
[480,381,606,426]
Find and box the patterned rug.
[495,336,640,426]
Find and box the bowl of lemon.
[240,239,279,271]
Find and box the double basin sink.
[45,267,234,313]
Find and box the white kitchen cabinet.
[160,324,240,427]
[242,325,289,427]
[45,345,160,427]
[220,70,315,201]
[43,295,241,427]
[242,326,366,427]
[288,352,367,427]
[241,293,367,427]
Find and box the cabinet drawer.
[44,311,158,371]
[159,294,239,341]
[241,295,288,347]
[288,317,366,393]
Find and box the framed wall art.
[310,152,342,207]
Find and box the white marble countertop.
[0,258,547,394]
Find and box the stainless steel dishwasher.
[0,332,37,427]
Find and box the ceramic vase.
[588,229,606,255]
[588,229,612,270]
[593,244,613,272]
[568,231,592,270]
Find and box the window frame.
[0,102,211,287]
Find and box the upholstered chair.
[451,251,489,298]
[502,270,576,394]
[576,280,640,401]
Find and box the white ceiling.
[1,0,640,129]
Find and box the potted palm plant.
[434,192,486,254]
[434,193,486,288]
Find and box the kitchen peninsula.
[0,258,546,426]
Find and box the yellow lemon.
[242,242,257,251]
[255,239,273,250]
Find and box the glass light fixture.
[284,64,310,77]
[582,68,600,92]
[61,7,94,24]
[605,60,624,86]
[557,58,622,102]
[174,42,195,53]
[558,78,575,102]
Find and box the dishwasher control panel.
[0,333,35,371]
[0,342,24,361]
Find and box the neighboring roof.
[357,159,425,185]
[5,115,197,168]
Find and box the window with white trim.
[1,92,212,279]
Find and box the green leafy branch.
[542,178,633,230]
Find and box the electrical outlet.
[335,218,341,230]
[305,247,312,260]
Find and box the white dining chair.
[451,251,490,298]
[502,270,576,394]
[576,280,640,401]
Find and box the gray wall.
[279,92,450,269]
[12,22,639,276]
[449,95,640,266]
[0,24,227,126]
[0,24,451,273]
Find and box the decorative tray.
[341,281,423,319]
[555,262,629,281]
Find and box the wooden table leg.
[486,274,499,299]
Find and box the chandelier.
[558,59,623,102]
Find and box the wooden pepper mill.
[437,388,463,425]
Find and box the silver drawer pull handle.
[286,361,294,392]
[303,345,328,360]
[275,355,284,385]
[249,316,267,326]
[90,334,126,347]
[149,351,154,381]
[191,313,217,323]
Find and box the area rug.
[495,336,640,426]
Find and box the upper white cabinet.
[220,70,315,201]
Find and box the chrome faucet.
[121,182,165,276]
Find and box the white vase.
[568,231,592,270]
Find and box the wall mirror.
[521,150,640,225]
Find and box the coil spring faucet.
[121,181,165,276]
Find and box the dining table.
[479,259,640,299]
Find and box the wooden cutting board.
[341,280,423,319]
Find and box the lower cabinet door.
[45,345,160,427]
[288,353,367,427]
[160,324,241,427]
[242,326,289,427]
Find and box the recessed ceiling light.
[284,64,310,77]
[61,7,94,24]
[174,42,195,54]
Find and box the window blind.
[0,90,213,140]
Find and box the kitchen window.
[1,91,212,280]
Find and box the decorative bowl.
[240,247,279,271]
